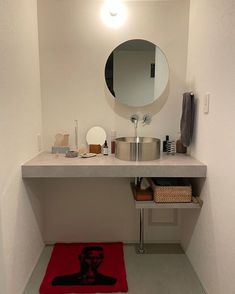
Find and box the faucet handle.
[142,113,152,125]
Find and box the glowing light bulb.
[109,10,118,17]
[101,0,127,28]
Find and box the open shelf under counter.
[134,195,203,253]
[134,198,202,209]
[22,152,207,178]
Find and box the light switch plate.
[204,92,210,114]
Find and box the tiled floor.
[24,244,205,294]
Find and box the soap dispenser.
[163,135,169,152]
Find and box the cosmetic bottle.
[103,140,109,155]
[110,130,116,154]
[163,135,169,152]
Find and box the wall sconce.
[101,0,127,28]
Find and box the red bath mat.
[39,242,128,294]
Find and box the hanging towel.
[180,92,195,147]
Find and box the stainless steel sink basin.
[115,137,160,161]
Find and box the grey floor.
[24,244,205,294]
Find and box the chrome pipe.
[137,208,145,254]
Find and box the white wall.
[181,0,235,293]
[0,1,44,293]
[37,0,190,243]
[38,0,190,149]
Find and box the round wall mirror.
[105,39,169,107]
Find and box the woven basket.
[148,178,192,203]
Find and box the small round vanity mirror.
[105,39,169,107]
[86,126,106,145]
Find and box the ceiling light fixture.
[101,0,127,28]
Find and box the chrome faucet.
[130,114,139,138]
[130,113,152,137]
[130,113,152,162]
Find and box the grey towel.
[180,92,195,147]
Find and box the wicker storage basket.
[147,178,192,203]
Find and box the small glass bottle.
[103,140,109,155]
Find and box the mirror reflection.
[105,39,169,107]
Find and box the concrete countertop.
[21,152,207,178]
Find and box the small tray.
[80,153,97,158]
[131,183,153,201]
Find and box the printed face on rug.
[52,246,117,286]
